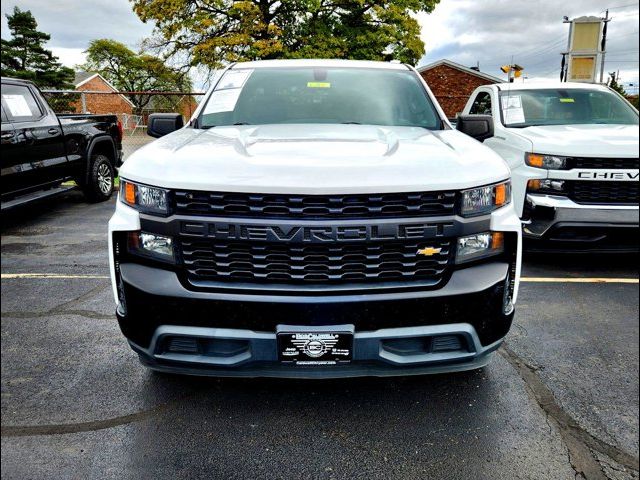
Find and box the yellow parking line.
[1,273,109,279]
[1,273,638,283]
[521,277,638,284]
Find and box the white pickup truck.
[459,82,639,252]
[108,59,522,378]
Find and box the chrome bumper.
[523,193,639,239]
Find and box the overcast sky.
[1,0,638,92]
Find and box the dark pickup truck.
[1,77,123,209]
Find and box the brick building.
[73,72,135,116]
[140,94,200,123]
[417,59,502,119]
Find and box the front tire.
[82,154,114,203]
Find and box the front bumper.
[131,325,504,379]
[523,193,639,252]
[116,261,514,378]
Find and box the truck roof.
[1,77,36,86]
[231,59,410,70]
[493,82,611,91]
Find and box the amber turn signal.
[526,154,545,168]
[491,232,505,250]
[495,183,508,206]
[124,181,136,205]
[527,179,541,190]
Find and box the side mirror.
[147,113,184,138]
[456,115,494,142]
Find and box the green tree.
[608,72,626,96]
[131,0,440,68]
[0,7,74,88]
[81,39,191,112]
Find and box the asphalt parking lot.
[1,192,638,480]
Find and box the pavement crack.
[1,403,170,437]
[2,310,112,320]
[1,281,113,320]
[499,345,639,479]
[50,281,110,312]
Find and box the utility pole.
[599,9,610,83]
[562,16,571,82]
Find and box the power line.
[613,11,640,18]
[480,35,566,64]
[606,48,640,54]
[602,2,640,11]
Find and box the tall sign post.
[563,15,606,83]
[599,10,610,83]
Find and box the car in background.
[458,82,639,252]
[1,77,123,210]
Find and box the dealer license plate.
[278,331,353,365]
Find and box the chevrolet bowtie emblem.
[417,247,442,256]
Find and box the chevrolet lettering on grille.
[577,171,639,181]
[180,222,455,243]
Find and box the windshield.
[198,67,441,129]
[499,88,639,127]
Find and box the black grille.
[568,157,639,170]
[567,181,639,205]
[173,191,457,218]
[179,239,453,284]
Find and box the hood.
[511,124,639,158]
[120,124,510,194]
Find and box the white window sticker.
[503,95,521,109]
[217,70,253,90]
[502,95,525,124]
[203,88,243,114]
[2,94,34,117]
[503,108,526,124]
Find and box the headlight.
[120,179,169,215]
[527,179,566,193]
[525,153,567,170]
[461,181,511,217]
[127,231,174,262]
[456,231,504,264]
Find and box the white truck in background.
[458,82,639,252]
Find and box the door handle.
[48,128,59,135]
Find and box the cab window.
[1,84,44,122]
[469,92,493,115]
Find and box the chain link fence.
[42,90,205,159]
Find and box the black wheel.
[82,154,114,202]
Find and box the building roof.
[73,71,99,87]
[417,59,502,83]
[73,71,136,108]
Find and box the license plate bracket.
[277,325,354,365]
